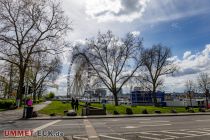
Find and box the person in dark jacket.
[75,99,79,111]
[71,97,75,110]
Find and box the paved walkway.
[0,101,51,123]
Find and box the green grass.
[90,103,199,114]
[39,101,200,116]
[38,101,83,116]
[0,109,6,112]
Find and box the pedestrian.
[75,99,79,111]
[71,97,75,110]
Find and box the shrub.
[155,110,161,114]
[32,111,38,117]
[45,92,55,100]
[170,109,177,113]
[0,99,16,109]
[48,92,55,99]
[188,108,194,113]
[126,108,133,115]
[142,109,148,114]
[50,113,56,116]
[185,106,190,110]
[33,100,39,104]
[39,99,45,102]
[64,110,68,114]
[199,108,206,112]
[67,110,77,116]
[113,110,119,115]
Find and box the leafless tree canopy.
[27,53,62,100]
[141,44,177,106]
[185,80,195,107]
[185,80,195,92]
[74,31,143,106]
[197,73,210,92]
[197,72,210,108]
[0,0,70,103]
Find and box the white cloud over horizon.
[85,0,150,22]
[164,44,210,93]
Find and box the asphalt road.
[1,115,210,140]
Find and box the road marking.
[110,119,119,121]
[164,135,179,138]
[196,119,210,122]
[33,120,61,133]
[100,134,127,140]
[182,133,210,138]
[140,132,161,136]
[123,126,138,129]
[132,118,151,121]
[140,132,179,139]
[187,130,208,134]
[83,119,99,140]
[161,131,199,136]
[140,124,171,127]
[73,135,88,140]
[52,124,84,126]
[200,129,210,132]
[139,121,170,123]
[138,135,160,140]
[122,123,171,129]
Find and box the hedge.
[0,99,16,109]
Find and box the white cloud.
[164,44,210,92]
[131,31,141,37]
[183,51,191,59]
[52,74,68,96]
[85,0,150,22]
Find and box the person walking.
[75,99,79,111]
[71,97,75,110]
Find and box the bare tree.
[74,31,143,106]
[0,62,19,98]
[0,0,70,104]
[142,44,177,106]
[26,53,62,101]
[197,73,210,109]
[185,80,195,107]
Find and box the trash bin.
[25,106,33,118]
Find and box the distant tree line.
[185,73,210,108]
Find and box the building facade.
[130,90,165,106]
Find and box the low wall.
[82,107,106,116]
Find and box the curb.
[24,112,210,121]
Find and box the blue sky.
[142,13,210,58]
[52,0,210,95]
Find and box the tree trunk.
[98,95,101,103]
[33,91,37,101]
[190,97,192,107]
[113,93,118,106]
[205,89,209,109]
[17,71,25,106]
[206,94,208,109]
[152,92,158,106]
[152,86,158,106]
